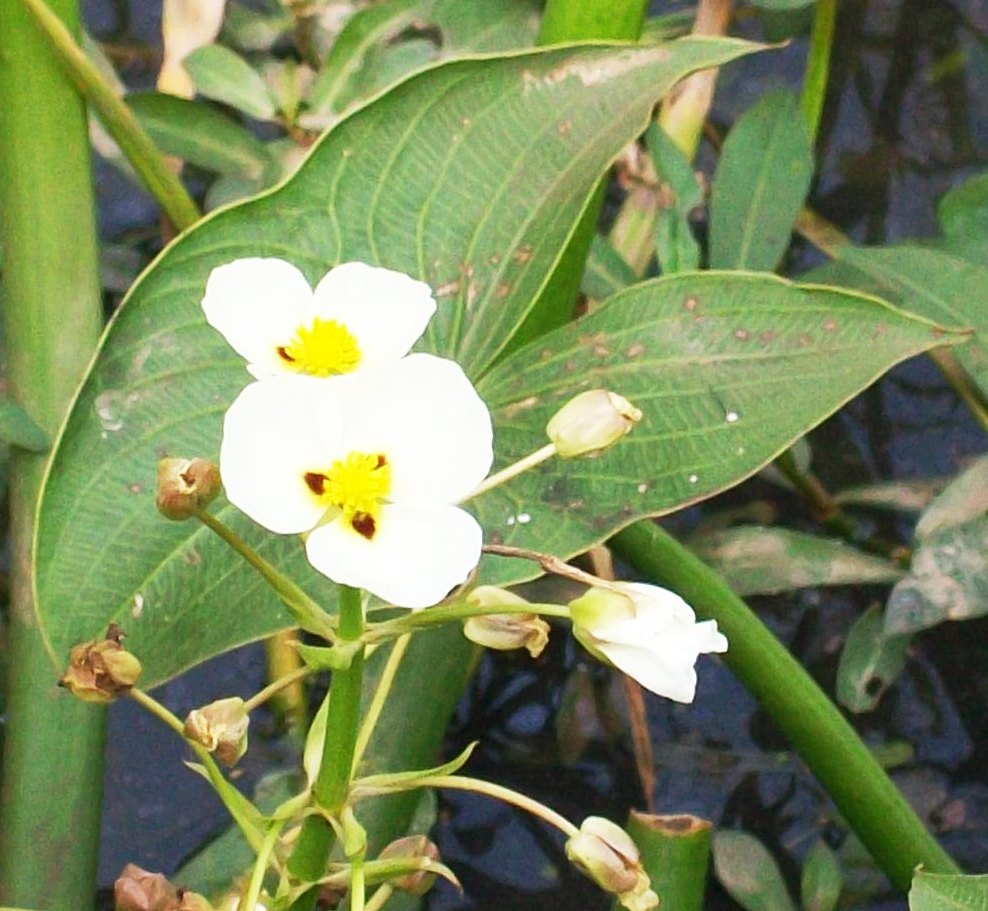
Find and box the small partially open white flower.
[220,354,493,608]
[570,582,727,702]
[202,258,436,380]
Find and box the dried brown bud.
[378,835,442,896]
[114,864,178,911]
[61,627,142,704]
[184,697,249,766]
[546,390,642,458]
[156,457,221,520]
[565,817,658,911]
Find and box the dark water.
[79,0,988,907]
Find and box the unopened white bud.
[547,390,642,458]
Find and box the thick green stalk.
[800,0,837,144]
[288,585,366,907]
[502,0,647,354]
[0,0,105,904]
[611,521,959,891]
[624,813,712,911]
[17,0,200,231]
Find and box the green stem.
[502,0,648,355]
[625,812,712,911]
[0,0,105,903]
[17,0,200,231]
[366,601,571,644]
[610,521,960,891]
[195,508,337,640]
[800,0,838,144]
[288,585,366,907]
[359,775,579,838]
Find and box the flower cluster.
[203,257,493,609]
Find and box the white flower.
[220,354,493,608]
[569,582,727,702]
[201,257,436,380]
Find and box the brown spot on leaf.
[503,395,539,418]
[497,282,511,299]
[734,329,750,341]
[557,119,572,136]
[798,333,811,346]
[684,296,699,312]
[513,245,533,264]
[759,330,777,344]
[822,318,838,331]
[626,342,646,358]
[435,280,460,297]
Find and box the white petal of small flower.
[312,262,436,369]
[576,583,727,703]
[202,258,314,378]
[306,504,483,609]
[220,376,347,534]
[340,354,493,505]
[202,257,437,379]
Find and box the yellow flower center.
[277,317,362,376]
[305,452,391,539]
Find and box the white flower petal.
[594,638,702,703]
[220,376,346,533]
[313,262,436,367]
[202,258,314,376]
[340,354,493,504]
[305,503,482,608]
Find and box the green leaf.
[37,40,764,685]
[688,527,903,596]
[910,872,988,911]
[885,457,988,635]
[709,89,814,271]
[801,840,843,911]
[836,604,910,713]
[581,234,636,301]
[938,171,988,243]
[713,830,798,911]
[305,0,541,124]
[127,92,270,178]
[183,44,278,120]
[807,246,988,394]
[473,272,961,587]
[0,399,50,452]
[648,122,702,274]
[747,0,816,9]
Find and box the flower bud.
[184,697,249,766]
[546,390,642,458]
[114,863,178,911]
[378,835,442,896]
[156,457,221,520]
[565,817,658,911]
[61,625,142,704]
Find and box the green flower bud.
[60,625,142,704]
[565,817,658,911]
[184,697,249,766]
[546,390,642,458]
[156,457,221,520]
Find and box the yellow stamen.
[305,452,391,540]
[278,317,361,376]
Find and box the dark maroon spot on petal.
[277,346,296,363]
[375,454,387,468]
[304,472,326,495]
[351,513,376,539]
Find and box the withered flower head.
[378,835,442,896]
[156,457,222,520]
[183,697,249,766]
[114,863,177,911]
[61,625,142,704]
